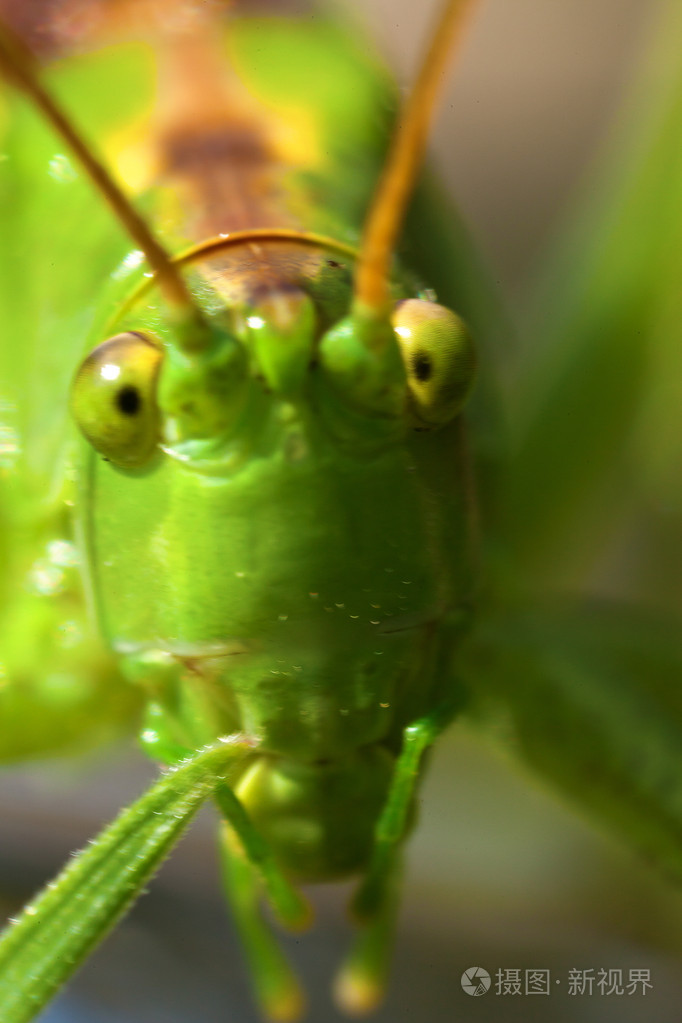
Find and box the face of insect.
[71,278,473,665]
[68,271,476,878]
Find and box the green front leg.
[219,827,306,1023]
[336,695,462,1014]
[335,853,403,1016]
[352,695,461,921]
[214,782,311,932]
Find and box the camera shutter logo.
[461,967,491,996]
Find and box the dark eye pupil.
[412,353,433,382]
[116,385,141,416]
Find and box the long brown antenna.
[354,0,477,317]
[0,20,210,350]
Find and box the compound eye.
[70,332,163,466]
[392,299,476,427]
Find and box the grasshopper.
[0,1,682,1021]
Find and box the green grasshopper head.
[69,254,475,467]
[2,2,477,683]
[57,0,476,467]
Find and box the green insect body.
[3,1,682,1021]
[66,10,475,888]
[0,2,483,1018]
[79,314,473,873]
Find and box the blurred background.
[364,0,666,300]
[3,1,682,1021]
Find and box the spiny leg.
[219,825,306,1023]
[0,740,245,1023]
[335,696,461,1013]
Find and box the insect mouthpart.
[243,288,317,396]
